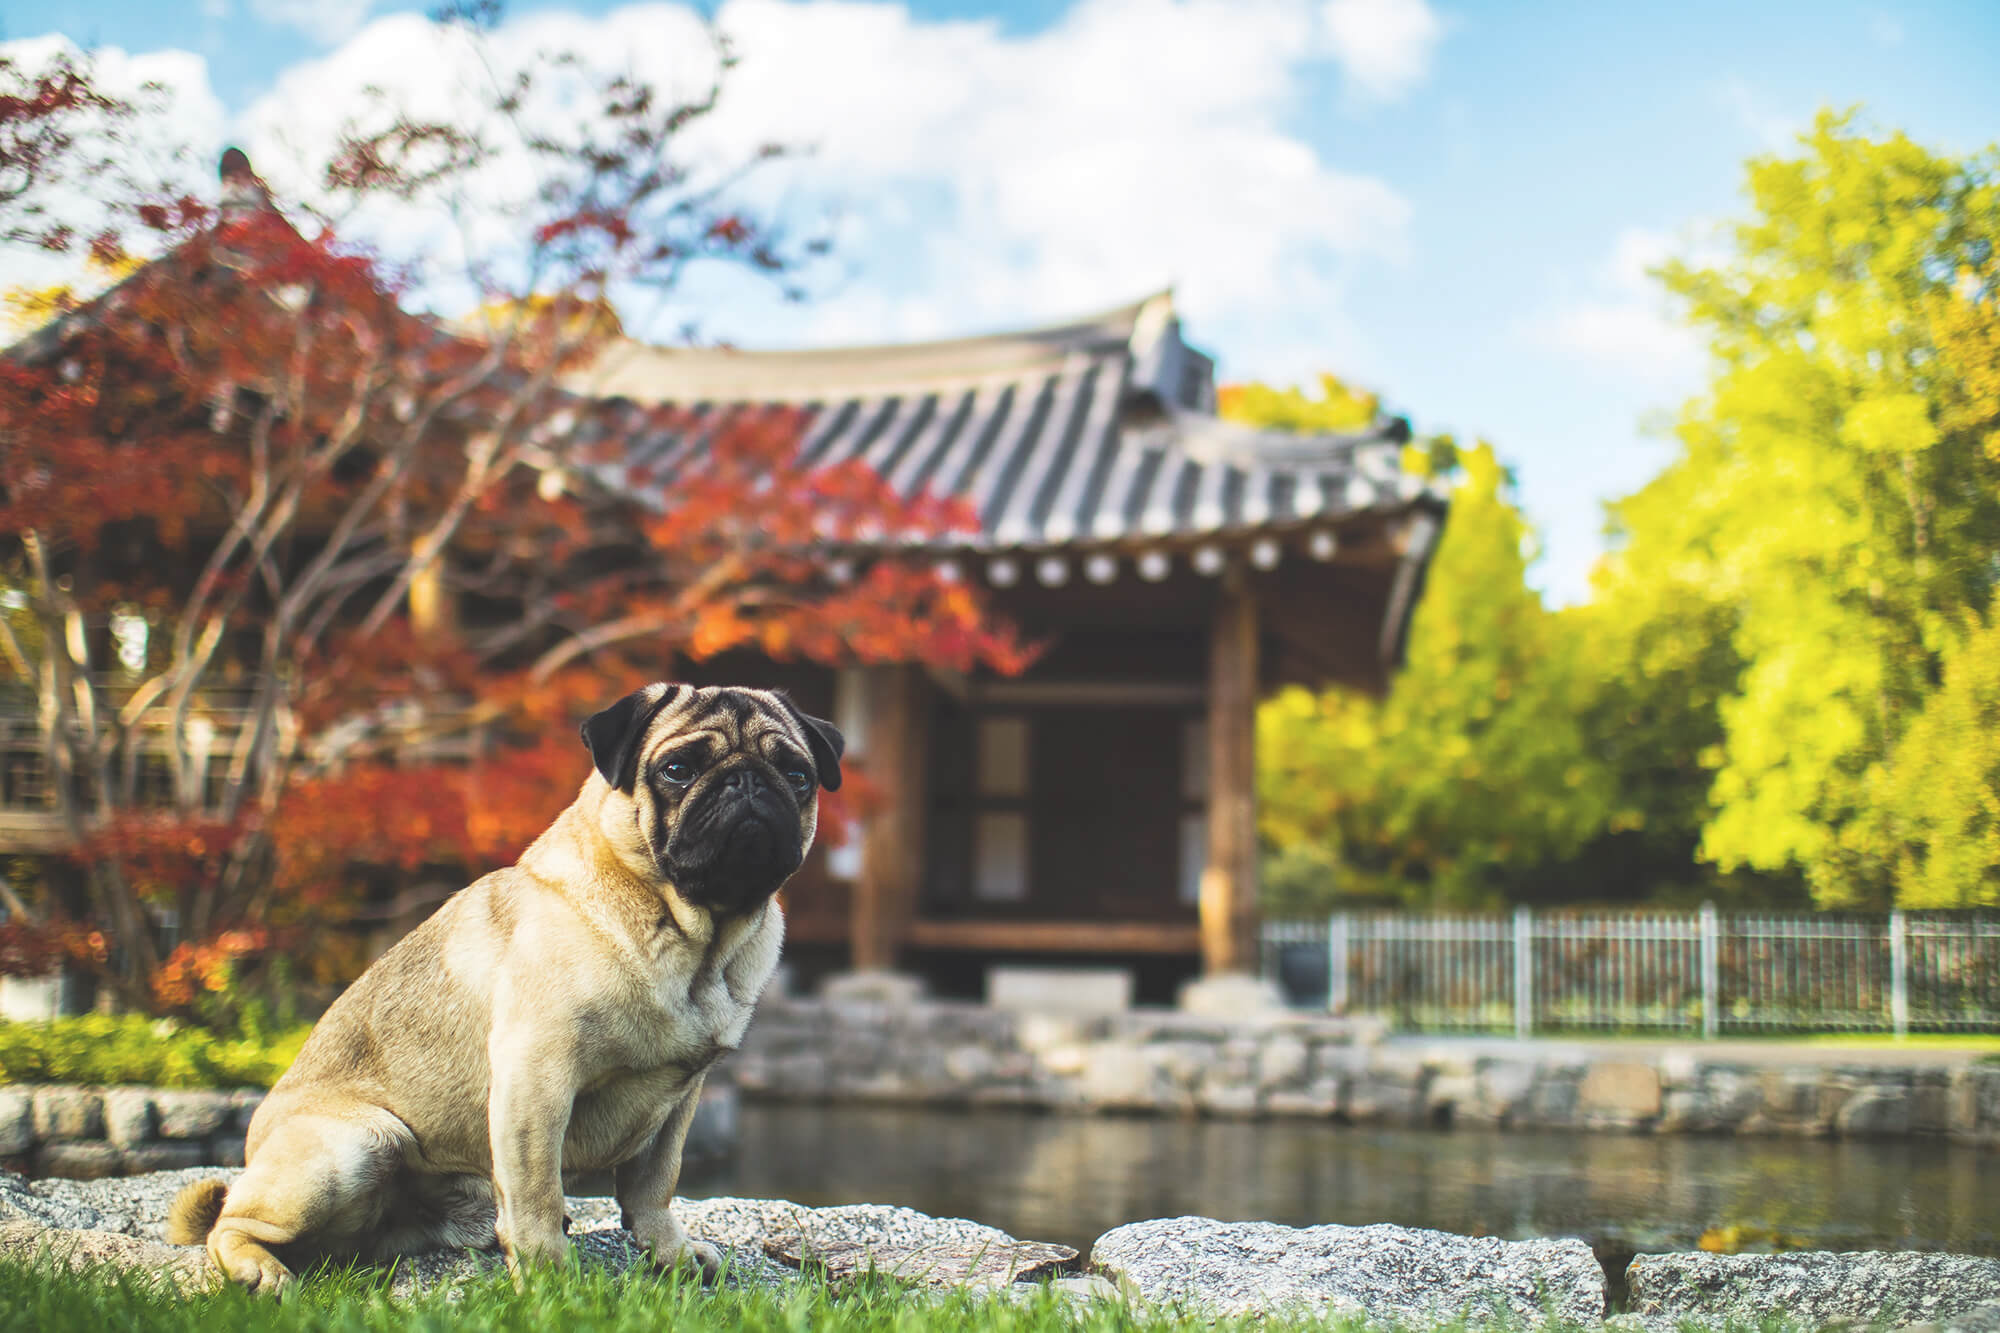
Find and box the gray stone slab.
[1627,1250,2000,1326]
[1091,1215,1604,1325]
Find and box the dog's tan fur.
[167,683,840,1292]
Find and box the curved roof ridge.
[1161,403,1411,467]
[574,292,1166,403]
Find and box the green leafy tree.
[1600,112,2000,907]
[1251,416,1613,910]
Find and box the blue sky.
[9,1,1999,602]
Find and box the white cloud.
[1318,0,1442,103]
[251,0,377,46]
[229,0,1418,356]
[1536,227,1708,389]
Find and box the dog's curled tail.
[165,1178,229,1245]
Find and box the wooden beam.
[907,918,1201,955]
[849,665,928,970]
[1200,565,1260,974]
[968,680,1206,708]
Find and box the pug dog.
[167,683,841,1292]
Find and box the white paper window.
[1178,813,1207,906]
[973,813,1030,901]
[976,717,1029,797]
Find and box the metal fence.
[1260,907,2000,1036]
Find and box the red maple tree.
[0,18,1028,1011]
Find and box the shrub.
[0,1015,309,1089]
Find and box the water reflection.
[690,1103,2000,1257]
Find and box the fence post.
[1327,913,1350,1015]
[1699,901,1719,1041]
[1889,909,1909,1039]
[1512,906,1533,1039]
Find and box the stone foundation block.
[35,1141,120,1179]
[101,1089,156,1150]
[1836,1086,1913,1138]
[120,1142,207,1173]
[32,1088,103,1142]
[1578,1062,1662,1124]
[0,1090,32,1156]
[1256,1035,1309,1090]
[154,1092,229,1140]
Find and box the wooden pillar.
[408,557,459,639]
[850,665,929,970]
[1200,567,1259,975]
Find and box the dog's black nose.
[721,768,766,797]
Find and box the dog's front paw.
[631,1213,723,1282]
[672,1232,728,1280]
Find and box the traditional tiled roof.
[575,292,1444,554]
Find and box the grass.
[0,1254,1365,1333]
[1783,1033,2000,1052]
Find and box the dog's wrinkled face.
[580,683,843,915]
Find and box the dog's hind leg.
[207,1105,407,1293]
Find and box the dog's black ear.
[776,695,845,792]
[580,684,679,791]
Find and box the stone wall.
[1,1083,741,1179]
[732,997,2000,1144]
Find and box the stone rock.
[0,1166,144,1232]
[1900,1298,2000,1333]
[101,1089,156,1150]
[228,1090,266,1134]
[1578,1062,1662,1123]
[119,1143,208,1174]
[1836,1087,1913,1138]
[0,1089,31,1156]
[32,1087,104,1142]
[6,1171,1080,1302]
[1264,1081,1341,1117]
[819,970,925,1008]
[36,1142,121,1179]
[985,966,1132,1016]
[1091,1216,1604,1326]
[1426,1073,1480,1123]
[1476,1060,1540,1122]
[1072,1042,1151,1108]
[765,1234,1078,1290]
[1048,1274,1121,1304]
[1759,1067,1824,1124]
[1175,973,1286,1020]
[1194,1084,1259,1118]
[153,1091,229,1140]
[1256,1035,1309,1090]
[0,1220,215,1292]
[1627,1250,2000,1327]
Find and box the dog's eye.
[783,768,812,794]
[658,760,696,786]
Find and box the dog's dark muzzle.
[665,769,804,912]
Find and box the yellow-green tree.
[1599,112,2000,907]
[1253,411,1614,909]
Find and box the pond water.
[687,1103,2000,1265]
